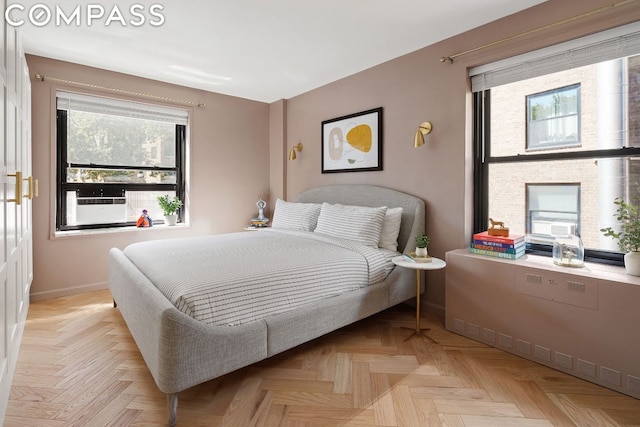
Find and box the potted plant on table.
[415,233,430,258]
[157,195,183,226]
[601,197,640,276]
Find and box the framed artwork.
[321,107,382,173]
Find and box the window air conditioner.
[74,188,126,225]
[550,222,577,236]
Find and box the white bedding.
[123,229,397,326]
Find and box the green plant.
[415,233,430,248]
[157,195,183,216]
[600,197,640,253]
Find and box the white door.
[0,32,7,427]
[0,21,32,422]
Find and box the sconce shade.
[288,142,303,160]
[414,130,425,148]
[414,121,432,148]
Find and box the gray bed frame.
[109,184,425,426]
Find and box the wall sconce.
[289,143,303,160]
[414,121,433,148]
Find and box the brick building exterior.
[487,56,640,251]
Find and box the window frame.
[470,22,640,267]
[526,83,581,151]
[473,89,632,266]
[525,183,581,238]
[55,108,187,231]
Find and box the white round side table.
[392,255,446,342]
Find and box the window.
[472,23,640,265]
[56,92,188,231]
[527,184,580,243]
[526,84,580,150]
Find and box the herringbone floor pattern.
[5,290,640,426]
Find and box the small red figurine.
[136,209,153,227]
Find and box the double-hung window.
[56,92,187,231]
[526,84,581,150]
[471,22,640,265]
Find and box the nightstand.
[392,255,446,342]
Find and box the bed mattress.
[123,229,396,326]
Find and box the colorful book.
[470,247,525,260]
[471,243,525,254]
[472,239,524,250]
[472,231,525,245]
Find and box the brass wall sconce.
[414,121,433,148]
[289,143,303,160]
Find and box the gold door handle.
[24,176,38,199]
[8,171,22,205]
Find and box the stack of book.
[471,231,525,260]
[403,252,432,263]
[248,218,269,228]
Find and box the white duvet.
[123,229,396,326]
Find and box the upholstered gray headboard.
[294,184,425,253]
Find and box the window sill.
[53,222,190,239]
[450,248,639,287]
[519,251,635,285]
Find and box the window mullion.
[473,91,489,234]
[57,110,68,229]
[67,163,176,172]
[487,147,640,164]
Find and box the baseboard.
[30,282,109,302]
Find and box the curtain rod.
[440,0,636,63]
[34,73,206,108]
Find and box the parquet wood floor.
[5,290,640,426]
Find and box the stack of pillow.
[271,199,403,252]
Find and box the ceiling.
[15,0,547,103]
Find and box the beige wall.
[28,55,270,300]
[269,99,286,210]
[27,0,640,308]
[279,0,640,311]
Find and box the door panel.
[0,23,31,424]
[0,2,7,414]
[0,267,8,416]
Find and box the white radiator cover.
[445,248,640,399]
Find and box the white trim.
[52,222,190,240]
[30,282,109,302]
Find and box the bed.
[109,184,425,426]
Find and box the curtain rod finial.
[440,56,453,63]
[34,73,44,81]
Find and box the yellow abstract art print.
[321,107,382,173]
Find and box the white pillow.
[378,207,403,251]
[271,199,321,231]
[314,203,387,247]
